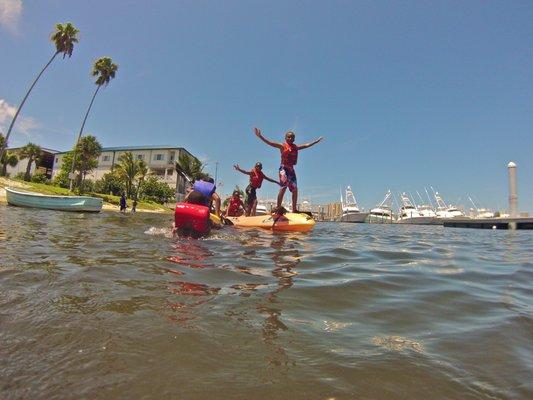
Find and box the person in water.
[184,177,221,217]
[224,190,245,217]
[234,162,280,216]
[254,127,323,213]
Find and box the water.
[1,206,532,399]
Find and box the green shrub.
[31,172,49,184]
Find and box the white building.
[52,145,198,198]
[5,147,58,178]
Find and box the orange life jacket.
[281,142,298,166]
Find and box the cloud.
[0,0,22,34]
[0,98,40,139]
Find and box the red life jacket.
[174,203,210,236]
[281,142,298,167]
[227,197,243,215]
[250,168,265,188]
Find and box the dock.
[443,217,533,230]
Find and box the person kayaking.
[254,127,323,213]
[184,177,221,217]
[224,190,245,217]
[234,162,280,216]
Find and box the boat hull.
[339,212,369,223]
[227,212,315,232]
[6,187,103,213]
[366,214,395,224]
[396,216,442,225]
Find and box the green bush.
[94,171,124,196]
[78,179,95,194]
[31,172,49,184]
[139,177,174,204]
[53,170,69,188]
[13,172,26,181]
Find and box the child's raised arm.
[297,136,323,150]
[234,164,251,176]
[263,174,282,186]
[254,127,283,149]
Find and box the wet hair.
[285,131,295,139]
[205,177,215,184]
[232,190,240,196]
[186,190,207,206]
[255,162,262,169]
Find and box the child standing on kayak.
[254,127,323,213]
[234,162,280,216]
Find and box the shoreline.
[0,178,172,214]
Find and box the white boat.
[396,193,439,225]
[367,190,395,223]
[468,197,495,219]
[339,186,368,223]
[255,204,268,216]
[434,192,465,218]
[6,187,103,212]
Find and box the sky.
[0,0,532,212]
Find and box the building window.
[55,157,59,163]
[102,155,110,162]
[137,154,144,160]
[154,154,164,161]
[170,152,175,162]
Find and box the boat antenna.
[425,187,435,209]
[416,191,425,205]
[393,192,402,213]
[408,192,418,208]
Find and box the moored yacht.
[434,192,465,218]
[339,186,368,223]
[396,193,439,224]
[367,190,395,223]
[468,197,495,219]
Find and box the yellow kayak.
[226,212,316,232]
[210,213,223,228]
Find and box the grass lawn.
[0,177,173,213]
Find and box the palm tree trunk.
[24,156,33,181]
[69,85,101,191]
[0,51,59,163]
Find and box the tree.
[0,134,18,176]
[139,176,175,204]
[94,170,124,196]
[0,22,79,162]
[135,159,149,200]
[77,135,102,187]
[57,136,102,191]
[1,151,18,177]
[19,143,42,181]
[115,152,139,198]
[176,153,209,182]
[69,57,118,190]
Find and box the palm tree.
[116,152,138,197]
[176,153,208,182]
[19,143,42,181]
[0,22,79,162]
[69,57,118,190]
[77,135,102,186]
[1,151,19,176]
[135,159,148,200]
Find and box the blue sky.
[1,0,532,212]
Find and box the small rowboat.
[5,187,103,213]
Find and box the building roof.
[55,145,189,155]
[7,147,59,154]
